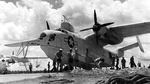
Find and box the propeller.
[46,21,50,30]
[80,10,114,44]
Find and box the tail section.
[105,36,144,57]
[117,36,144,57]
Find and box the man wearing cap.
[55,48,63,71]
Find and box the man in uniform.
[121,57,126,69]
[130,56,136,68]
[116,56,119,70]
[51,56,57,72]
[29,63,33,73]
[47,62,50,72]
[56,48,63,71]
[74,48,79,69]
[67,48,73,70]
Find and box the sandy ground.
[1,68,150,84]
[0,73,48,83]
[0,73,104,84]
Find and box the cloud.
[1,0,150,41]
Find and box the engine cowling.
[100,29,123,45]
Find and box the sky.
[1,0,150,70]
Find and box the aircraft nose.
[39,32,46,40]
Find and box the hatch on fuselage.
[61,22,74,32]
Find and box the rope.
[106,74,150,84]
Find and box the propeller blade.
[80,27,93,32]
[46,21,50,30]
[101,22,114,27]
[80,10,113,45]
[94,10,98,24]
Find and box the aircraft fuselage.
[39,30,115,68]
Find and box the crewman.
[29,63,33,73]
[47,62,50,72]
[111,56,115,69]
[110,53,115,69]
[130,56,136,68]
[55,48,63,71]
[85,48,93,69]
[116,56,119,70]
[51,56,57,72]
[67,48,73,70]
[74,48,79,69]
[121,57,126,69]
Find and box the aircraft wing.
[25,57,48,59]
[5,39,40,47]
[110,22,150,37]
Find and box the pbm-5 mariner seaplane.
[5,10,150,69]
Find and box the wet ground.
[1,68,150,84]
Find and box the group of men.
[112,56,142,70]
[51,48,79,72]
[28,51,144,72]
[51,48,142,71]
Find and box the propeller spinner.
[80,10,114,44]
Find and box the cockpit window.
[56,28,68,34]
[39,33,46,40]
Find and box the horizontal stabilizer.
[104,42,142,57]
[118,43,138,51]
[116,43,138,57]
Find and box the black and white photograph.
[1,0,150,84]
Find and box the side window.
[39,33,46,40]
[61,30,68,34]
[49,34,56,41]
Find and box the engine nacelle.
[100,29,123,45]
